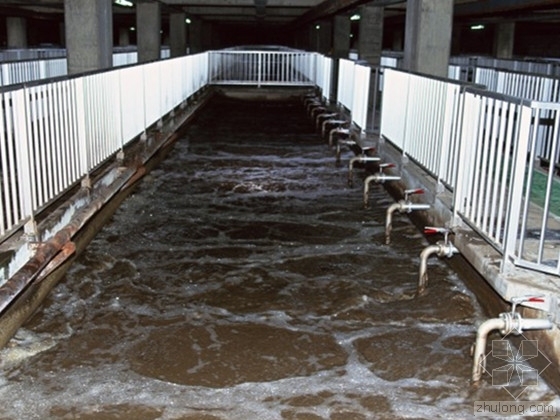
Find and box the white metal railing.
[315,55,332,102]
[510,101,560,275]
[0,48,66,62]
[337,59,355,112]
[473,67,560,102]
[0,58,67,86]
[207,50,316,87]
[336,58,370,131]
[449,55,560,77]
[0,52,208,237]
[0,48,171,87]
[453,90,531,255]
[380,66,560,276]
[380,68,464,187]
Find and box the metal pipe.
[335,139,356,166]
[348,156,381,187]
[310,106,327,119]
[329,127,349,147]
[385,202,400,244]
[472,313,553,383]
[471,317,507,383]
[385,200,431,244]
[323,119,347,138]
[418,244,443,295]
[363,174,401,208]
[316,112,337,130]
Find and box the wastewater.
[0,95,558,419]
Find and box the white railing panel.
[454,90,530,253]
[337,59,355,112]
[0,52,210,240]
[380,69,410,150]
[351,64,370,131]
[380,69,463,186]
[207,50,315,87]
[511,102,560,275]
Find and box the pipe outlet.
[323,119,347,137]
[363,173,401,208]
[316,112,338,129]
[329,127,349,147]
[385,201,431,244]
[472,312,553,383]
[348,156,381,187]
[417,240,458,295]
[335,139,356,166]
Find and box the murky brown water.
[0,96,557,419]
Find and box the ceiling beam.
[454,0,560,16]
[290,0,405,27]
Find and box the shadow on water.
[0,96,557,419]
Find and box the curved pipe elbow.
[363,175,378,208]
[417,244,443,295]
[385,203,401,244]
[472,318,507,383]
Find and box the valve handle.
[404,188,424,200]
[424,226,449,235]
[510,295,546,315]
[379,163,395,172]
[424,226,452,244]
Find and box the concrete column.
[403,0,453,78]
[358,5,384,66]
[59,22,65,47]
[7,17,27,48]
[392,28,403,51]
[494,22,515,59]
[118,27,130,47]
[64,0,113,74]
[170,12,187,57]
[136,1,161,63]
[189,19,202,53]
[317,20,332,55]
[333,15,350,59]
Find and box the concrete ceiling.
[2,0,560,27]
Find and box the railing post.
[13,87,38,239]
[257,52,262,88]
[501,102,532,271]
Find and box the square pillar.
[64,0,113,74]
[358,5,384,66]
[494,22,515,59]
[7,17,27,48]
[333,15,350,59]
[170,12,187,57]
[403,0,453,78]
[137,1,161,63]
